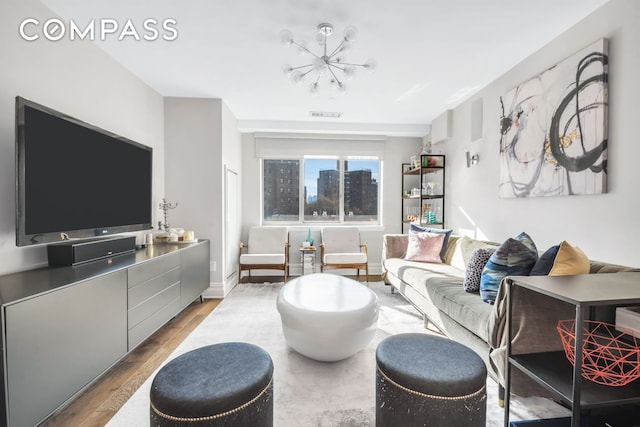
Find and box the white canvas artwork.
[498,39,608,198]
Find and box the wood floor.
[41,298,221,427]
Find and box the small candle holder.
[158,198,178,232]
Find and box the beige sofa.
[381,233,637,396]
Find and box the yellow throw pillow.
[549,241,590,276]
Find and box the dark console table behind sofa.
[0,239,210,427]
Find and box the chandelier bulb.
[279,29,294,46]
[309,82,320,95]
[364,59,377,73]
[343,65,356,80]
[282,64,293,76]
[343,26,357,42]
[291,70,305,84]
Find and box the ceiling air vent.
[310,111,342,119]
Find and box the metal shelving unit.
[401,154,446,232]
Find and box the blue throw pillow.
[529,245,560,276]
[409,224,452,261]
[480,232,538,304]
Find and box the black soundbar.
[47,236,137,267]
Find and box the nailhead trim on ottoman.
[150,342,274,427]
[376,333,486,427]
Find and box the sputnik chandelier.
[280,23,375,94]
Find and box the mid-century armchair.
[239,226,289,282]
[320,226,368,282]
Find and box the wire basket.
[556,320,640,386]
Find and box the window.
[263,160,300,221]
[263,158,379,224]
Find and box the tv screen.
[15,96,153,246]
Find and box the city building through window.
[263,158,379,224]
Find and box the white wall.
[165,97,241,297]
[220,102,242,290]
[0,0,165,274]
[240,133,423,275]
[441,0,640,267]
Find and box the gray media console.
[0,239,210,427]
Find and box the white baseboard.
[203,275,239,299]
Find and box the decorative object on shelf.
[280,23,375,94]
[421,155,441,167]
[424,181,436,196]
[305,227,314,246]
[420,136,432,155]
[466,151,480,167]
[557,319,640,386]
[158,198,178,232]
[410,155,420,169]
[499,38,608,198]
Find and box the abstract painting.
[498,39,608,198]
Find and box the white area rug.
[107,280,569,426]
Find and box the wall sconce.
[466,151,479,167]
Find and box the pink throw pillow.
[404,231,445,263]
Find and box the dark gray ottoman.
[150,342,274,426]
[376,333,486,427]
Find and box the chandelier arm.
[327,62,346,72]
[327,66,343,85]
[291,41,320,58]
[327,39,346,59]
[289,64,314,71]
[335,62,367,67]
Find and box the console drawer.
[128,267,180,309]
[128,252,180,287]
[128,289,181,350]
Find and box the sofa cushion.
[404,231,445,263]
[463,248,496,292]
[324,253,367,264]
[425,279,494,343]
[240,254,286,265]
[450,236,500,270]
[480,232,538,304]
[549,241,589,276]
[383,258,493,341]
[383,258,464,286]
[410,224,452,261]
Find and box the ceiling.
[41,0,609,136]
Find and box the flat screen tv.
[15,96,153,246]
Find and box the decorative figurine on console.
[158,198,178,231]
